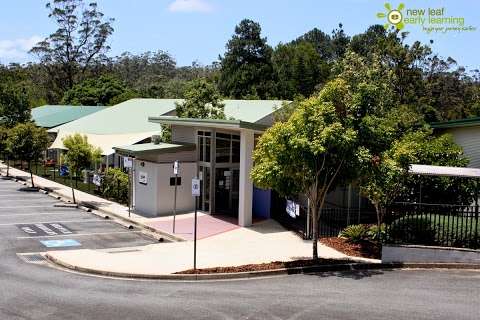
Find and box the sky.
[0,0,478,70]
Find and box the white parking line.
[0,212,79,217]
[0,204,63,209]
[0,219,102,226]
[17,230,142,239]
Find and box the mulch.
[320,237,381,259]
[176,258,354,274]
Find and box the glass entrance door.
[215,168,239,216]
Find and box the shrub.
[339,224,368,243]
[389,216,437,245]
[367,224,386,241]
[102,168,129,204]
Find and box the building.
[431,117,480,167]
[114,100,286,227]
[32,105,106,129]
[48,99,178,167]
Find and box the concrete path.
[47,219,379,275]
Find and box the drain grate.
[18,253,47,263]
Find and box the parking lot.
[0,177,156,257]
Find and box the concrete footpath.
[0,163,379,277]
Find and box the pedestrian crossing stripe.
[40,239,81,248]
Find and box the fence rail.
[385,202,480,249]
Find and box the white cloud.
[0,35,42,63]
[168,0,213,13]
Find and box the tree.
[272,41,329,99]
[175,79,225,119]
[0,126,10,176]
[61,75,130,106]
[359,130,472,228]
[218,19,275,99]
[251,81,360,259]
[0,85,31,128]
[62,134,101,204]
[6,123,49,187]
[30,0,114,93]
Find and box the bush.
[366,224,386,241]
[389,216,437,245]
[102,168,129,204]
[339,224,368,243]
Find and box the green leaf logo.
[377,3,405,30]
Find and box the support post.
[238,130,254,227]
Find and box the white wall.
[134,159,196,217]
[444,126,480,168]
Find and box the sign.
[93,174,102,186]
[123,157,133,168]
[138,171,148,185]
[286,200,300,218]
[173,160,179,175]
[59,165,69,177]
[191,178,200,197]
[17,223,74,237]
[40,239,81,248]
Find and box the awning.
[114,142,195,156]
[409,164,480,178]
[49,130,161,156]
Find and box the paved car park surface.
[0,178,156,256]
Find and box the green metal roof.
[47,98,287,135]
[222,100,286,122]
[32,105,105,128]
[431,117,480,129]
[48,99,179,134]
[114,142,195,156]
[148,116,269,132]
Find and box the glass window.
[205,137,211,162]
[216,136,230,163]
[232,140,240,163]
[198,136,204,161]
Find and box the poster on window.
[138,171,148,185]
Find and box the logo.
[376,3,476,34]
[377,3,405,30]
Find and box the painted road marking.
[40,239,81,248]
[0,220,100,226]
[17,230,142,239]
[16,223,74,237]
[0,212,79,217]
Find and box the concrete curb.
[43,252,480,281]
[0,169,184,242]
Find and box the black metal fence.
[1,158,129,205]
[384,202,480,249]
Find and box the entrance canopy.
[409,164,480,178]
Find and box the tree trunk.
[29,161,35,188]
[374,203,384,241]
[6,156,9,177]
[70,174,76,204]
[311,202,319,260]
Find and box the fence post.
[475,180,479,248]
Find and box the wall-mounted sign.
[191,178,200,196]
[173,160,179,175]
[138,171,148,185]
[124,157,133,168]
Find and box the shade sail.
[49,131,161,156]
[409,164,480,178]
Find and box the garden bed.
[320,237,381,259]
[176,258,354,274]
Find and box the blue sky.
[0,0,478,70]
